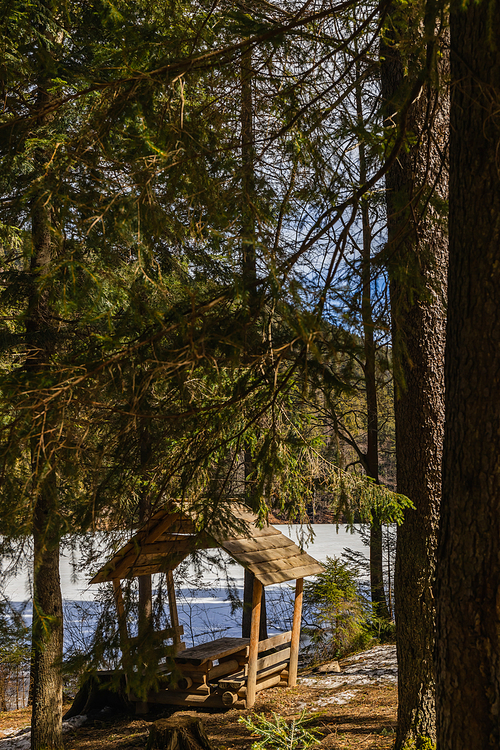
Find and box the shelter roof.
[90,504,323,586]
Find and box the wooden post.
[137,573,152,715]
[166,570,184,652]
[139,575,153,633]
[246,578,262,708]
[113,579,129,653]
[288,578,303,687]
[138,485,153,634]
[113,578,135,703]
[243,570,268,640]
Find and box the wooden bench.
[137,632,292,708]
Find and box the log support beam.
[245,579,262,707]
[288,578,303,687]
[113,579,129,654]
[166,570,185,652]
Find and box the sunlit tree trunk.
[380,6,449,746]
[356,70,390,621]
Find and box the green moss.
[402,737,436,750]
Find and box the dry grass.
[0,683,397,750]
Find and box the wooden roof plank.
[235,544,302,565]
[247,553,319,576]
[217,526,281,543]
[90,512,183,583]
[258,564,324,586]
[158,531,216,548]
[111,558,188,579]
[222,535,293,554]
[135,541,184,556]
[142,513,185,546]
[90,503,324,586]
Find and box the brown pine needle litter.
[0,682,396,750]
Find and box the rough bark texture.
[369,522,388,618]
[29,194,64,750]
[380,9,449,747]
[27,71,64,747]
[63,673,131,719]
[356,73,390,621]
[243,438,267,640]
[31,525,63,750]
[436,3,500,747]
[146,717,213,750]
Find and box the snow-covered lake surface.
[2,525,370,649]
[3,525,367,601]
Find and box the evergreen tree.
[0,4,430,746]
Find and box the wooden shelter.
[90,505,323,710]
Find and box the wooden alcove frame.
[90,504,324,710]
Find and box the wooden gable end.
[90,504,323,586]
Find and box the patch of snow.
[0,726,30,750]
[0,715,87,749]
[299,645,397,689]
[62,715,87,732]
[315,690,357,706]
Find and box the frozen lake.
[3,525,370,649]
[3,525,368,602]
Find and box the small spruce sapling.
[238,711,321,750]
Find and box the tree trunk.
[436,3,500,747]
[137,435,153,714]
[29,278,64,750]
[242,435,267,639]
[146,716,213,750]
[380,8,449,747]
[138,424,153,636]
[29,315,64,750]
[356,70,390,621]
[27,73,64,749]
[369,521,388,618]
[31,511,63,750]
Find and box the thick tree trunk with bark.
[242,452,267,641]
[31,510,63,750]
[436,3,500,747]
[380,9,449,747]
[28,145,64,749]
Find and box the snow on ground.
[298,644,397,708]
[0,715,87,750]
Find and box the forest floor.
[0,646,397,750]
